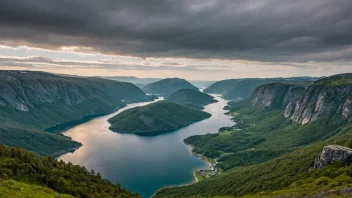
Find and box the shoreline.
[109,115,212,136]
[184,141,216,179]
[51,145,82,158]
[151,142,215,198]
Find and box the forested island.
[108,101,211,134]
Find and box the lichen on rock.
[311,145,352,169]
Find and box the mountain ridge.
[142,78,198,96]
[165,89,217,110]
[0,70,149,155]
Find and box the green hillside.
[0,180,75,198]
[0,144,139,198]
[166,89,217,110]
[142,78,198,96]
[0,70,149,155]
[154,74,352,197]
[108,101,211,134]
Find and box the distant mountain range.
[143,78,199,96]
[102,76,214,89]
[204,76,319,100]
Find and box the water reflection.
[58,95,233,198]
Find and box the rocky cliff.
[284,74,352,125]
[311,145,352,169]
[0,71,148,129]
[250,83,305,109]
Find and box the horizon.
[0,69,334,82]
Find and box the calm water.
[58,94,233,198]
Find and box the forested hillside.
[0,144,139,198]
[155,74,352,197]
[0,70,149,155]
[108,101,211,134]
[165,89,217,110]
[142,78,198,96]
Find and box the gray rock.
[311,145,352,169]
[284,74,352,125]
[250,83,305,109]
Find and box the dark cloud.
[0,0,352,62]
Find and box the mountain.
[0,144,139,198]
[102,76,161,85]
[108,101,211,134]
[250,83,305,109]
[285,73,352,125]
[155,73,352,198]
[103,76,213,89]
[189,80,215,89]
[142,78,198,96]
[0,70,149,155]
[165,89,217,110]
[204,77,318,100]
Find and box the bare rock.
[311,145,352,169]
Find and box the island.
[108,101,211,134]
[165,89,217,110]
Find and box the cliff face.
[0,71,148,129]
[284,76,352,125]
[311,145,352,169]
[250,83,305,109]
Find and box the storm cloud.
[0,0,352,62]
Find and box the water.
[58,94,233,198]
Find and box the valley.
[155,74,352,197]
[1,2,351,197]
[2,71,352,198]
[57,94,233,197]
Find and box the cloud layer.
[1,0,352,62]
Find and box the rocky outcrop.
[311,145,352,169]
[284,75,352,125]
[250,83,305,109]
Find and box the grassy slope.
[0,144,139,198]
[165,89,217,110]
[108,101,211,133]
[0,180,75,198]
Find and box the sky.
[0,0,351,80]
